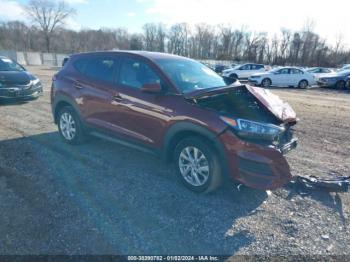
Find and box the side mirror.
[141,82,162,93]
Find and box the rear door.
[72,55,124,133]
[290,68,304,86]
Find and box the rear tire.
[298,80,309,89]
[57,106,86,145]
[174,137,222,193]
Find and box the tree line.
[0,1,349,67]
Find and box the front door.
[110,56,174,148]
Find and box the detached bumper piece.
[296,175,350,193]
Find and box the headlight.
[31,78,42,87]
[220,116,284,141]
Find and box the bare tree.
[1,19,349,67]
[25,0,75,52]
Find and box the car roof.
[70,51,192,62]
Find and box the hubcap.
[59,112,76,140]
[300,81,307,88]
[178,146,210,187]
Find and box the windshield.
[154,58,226,93]
[307,68,317,73]
[0,58,25,72]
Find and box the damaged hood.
[185,85,297,123]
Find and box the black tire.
[261,78,272,88]
[57,106,86,145]
[173,137,222,193]
[298,80,309,89]
[229,73,238,80]
[336,80,346,90]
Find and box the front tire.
[174,137,222,193]
[58,106,86,145]
[298,80,309,89]
[261,78,271,88]
[229,73,238,80]
[336,80,346,89]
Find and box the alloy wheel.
[59,112,76,141]
[178,146,210,187]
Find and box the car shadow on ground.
[0,132,268,254]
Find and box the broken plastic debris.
[295,175,350,193]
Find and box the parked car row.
[212,61,350,89]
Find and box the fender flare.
[52,94,82,124]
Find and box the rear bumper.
[0,86,43,100]
[219,130,296,190]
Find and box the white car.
[222,63,266,79]
[248,67,316,88]
[307,67,334,81]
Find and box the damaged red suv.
[51,51,298,193]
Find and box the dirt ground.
[0,66,349,256]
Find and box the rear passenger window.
[119,57,160,89]
[84,58,117,83]
[291,69,303,74]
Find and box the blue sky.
[0,0,348,47]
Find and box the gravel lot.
[0,66,349,255]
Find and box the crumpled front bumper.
[219,130,297,190]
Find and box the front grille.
[238,157,273,177]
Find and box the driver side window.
[119,57,161,89]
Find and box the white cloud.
[0,0,25,21]
[127,12,136,17]
[143,0,349,47]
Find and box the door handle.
[73,81,84,89]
